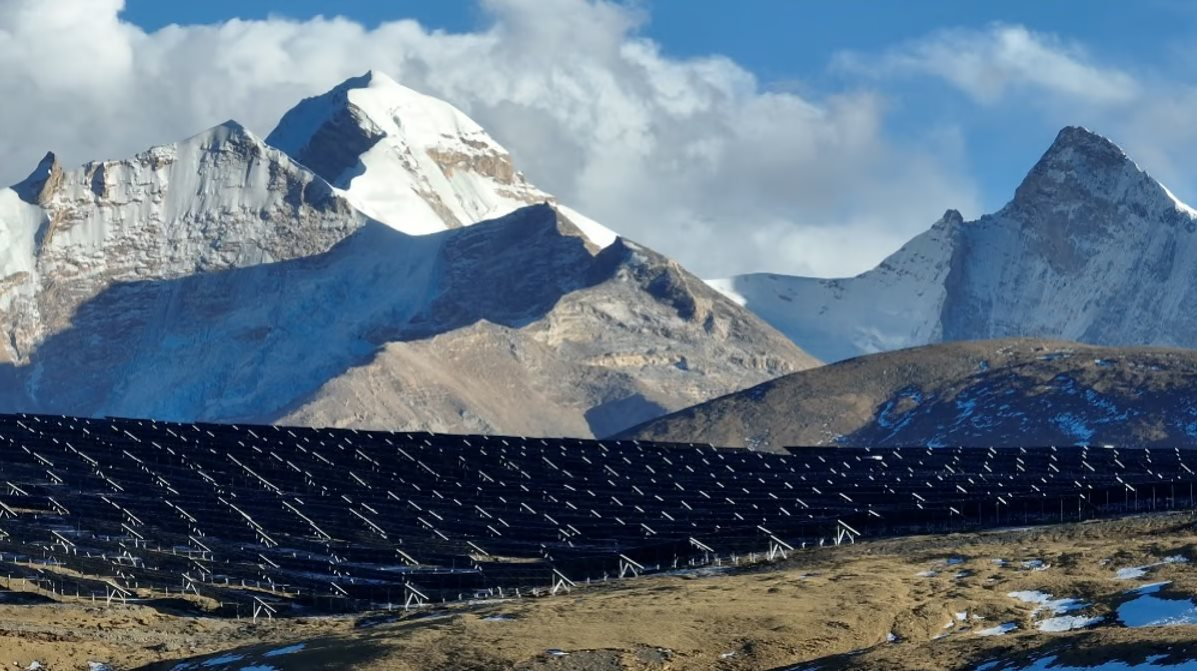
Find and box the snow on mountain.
[0,72,813,437]
[266,70,616,247]
[0,204,812,437]
[0,120,367,363]
[713,127,1197,362]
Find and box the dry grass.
[9,512,1197,669]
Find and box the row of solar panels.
[0,413,1192,613]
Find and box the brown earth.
[10,512,1197,670]
[621,338,1197,450]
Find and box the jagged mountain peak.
[935,208,965,228]
[1008,125,1191,220]
[1044,125,1126,161]
[12,151,62,205]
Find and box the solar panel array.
[0,413,1193,615]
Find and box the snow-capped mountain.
[712,127,1197,362]
[266,70,614,245]
[0,72,815,436]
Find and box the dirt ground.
[10,512,1197,670]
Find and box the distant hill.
[619,339,1197,450]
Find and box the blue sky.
[4,1,1196,277]
[115,1,1197,215]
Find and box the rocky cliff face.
[0,73,816,437]
[712,127,1197,362]
[0,121,366,363]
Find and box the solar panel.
[0,413,1191,614]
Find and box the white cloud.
[832,22,1197,210]
[837,23,1140,106]
[0,0,979,278]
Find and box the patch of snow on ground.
[978,653,1197,670]
[1020,559,1049,571]
[1007,590,1084,615]
[1118,592,1197,627]
[263,644,306,657]
[1114,555,1188,581]
[916,570,938,577]
[1037,615,1103,632]
[976,622,1018,636]
[201,655,245,668]
[1115,567,1148,580]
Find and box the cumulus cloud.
[837,23,1140,106]
[833,22,1197,209]
[0,0,979,278]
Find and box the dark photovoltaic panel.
[0,413,1192,615]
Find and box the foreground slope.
[11,514,1197,671]
[712,127,1197,362]
[622,339,1197,449]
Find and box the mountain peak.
[264,72,614,242]
[180,119,260,151]
[938,208,964,227]
[1046,125,1126,160]
[357,69,404,92]
[1008,125,1169,215]
[13,151,63,205]
[265,71,493,185]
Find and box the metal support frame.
[767,534,794,561]
[404,581,429,610]
[550,569,577,595]
[835,519,861,546]
[253,596,277,622]
[618,553,645,578]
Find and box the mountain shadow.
[0,204,624,425]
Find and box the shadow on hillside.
[760,634,1197,671]
[0,204,627,426]
[135,636,390,671]
[584,393,668,438]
